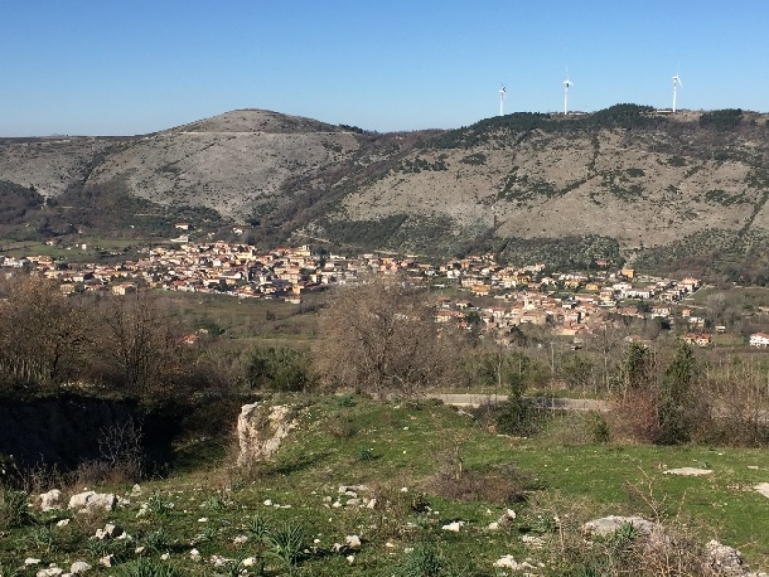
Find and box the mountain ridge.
[2,105,769,279]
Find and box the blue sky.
[1,0,767,135]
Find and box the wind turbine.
[499,84,506,116]
[672,69,683,113]
[563,69,574,115]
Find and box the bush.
[494,394,545,436]
[0,489,31,529]
[247,345,312,392]
[430,463,531,504]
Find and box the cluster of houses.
[3,242,769,348]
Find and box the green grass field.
[2,396,768,576]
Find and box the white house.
[749,332,769,347]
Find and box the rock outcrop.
[237,403,298,465]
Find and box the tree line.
[2,273,768,448]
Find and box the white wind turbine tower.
[672,69,683,113]
[499,84,506,116]
[563,69,574,115]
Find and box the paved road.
[427,393,611,412]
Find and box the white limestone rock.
[36,489,62,511]
[236,403,297,465]
[67,491,116,513]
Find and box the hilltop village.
[0,241,720,342]
[3,241,751,347]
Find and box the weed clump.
[393,542,463,577]
[0,489,31,529]
[117,558,180,577]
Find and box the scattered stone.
[136,503,149,517]
[36,568,63,577]
[237,402,298,465]
[441,521,464,532]
[198,517,208,522]
[209,555,233,567]
[338,484,368,495]
[263,499,273,506]
[99,555,115,568]
[189,549,201,560]
[345,535,362,550]
[241,557,257,567]
[160,553,170,561]
[705,540,749,575]
[233,535,249,545]
[400,487,409,493]
[493,555,535,571]
[494,508,516,528]
[56,518,71,527]
[664,467,713,477]
[68,491,116,513]
[522,535,546,549]
[332,500,342,508]
[135,546,145,555]
[346,498,361,507]
[583,515,658,538]
[367,498,377,509]
[754,483,769,499]
[36,489,62,511]
[386,541,397,548]
[346,555,355,565]
[748,466,759,470]
[70,561,91,574]
[94,523,123,540]
[131,484,142,496]
[487,521,500,531]
[25,558,42,566]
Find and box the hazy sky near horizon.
[1,0,767,136]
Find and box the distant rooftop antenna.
[563,68,574,115]
[499,84,507,116]
[672,65,683,113]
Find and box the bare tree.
[314,275,455,396]
[0,276,90,386]
[100,292,186,395]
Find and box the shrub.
[247,345,312,392]
[494,395,545,436]
[0,489,31,529]
[430,463,531,504]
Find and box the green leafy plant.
[117,558,180,577]
[356,446,376,461]
[146,493,173,516]
[0,490,30,529]
[143,528,170,553]
[204,492,229,511]
[25,525,58,554]
[393,542,461,577]
[266,522,306,570]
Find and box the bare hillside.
[2,105,769,277]
[86,110,364,218]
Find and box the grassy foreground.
[2,395,769,576]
